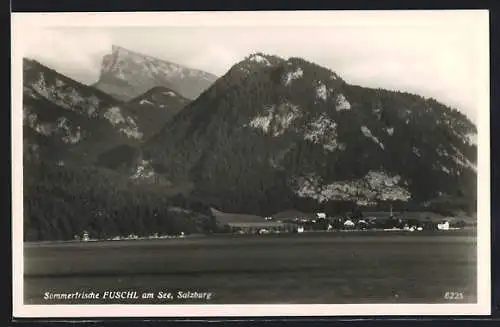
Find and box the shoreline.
[23,227,476,246]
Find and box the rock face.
[93,45,218,101]
[23,59,194,167]
[22,59,143,165]
[140,52,477,215]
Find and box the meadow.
[24,230,477,304]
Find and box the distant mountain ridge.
[22,59,190,166]
[93,45,218,101]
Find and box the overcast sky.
[18,11,488,123]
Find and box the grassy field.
[24,230,477,305]
[211,208,266,225]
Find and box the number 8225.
[444,292,464,300]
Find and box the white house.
[344,220,355,228]
[403,225,416,232]
[316,212,326,219]
[258,228,270,235]
[437,221,450,230]
[127,234,139,240]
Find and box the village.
[74,207,473,242]
[223,210,471,236]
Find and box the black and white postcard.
[11,10,491,318]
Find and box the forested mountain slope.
[24,161,217,241]
[22,59,214,241]
[140,53,477,215]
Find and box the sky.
[17,11,488,123]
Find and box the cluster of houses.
[75,210,467,241]
[225,210,465,235]
[75,231,188,242]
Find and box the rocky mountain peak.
[94,45,218,101]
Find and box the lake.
[23,230,477,304]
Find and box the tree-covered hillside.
[141,53,477,216]
[23,161,217,241]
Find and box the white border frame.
[11,10,491,318]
